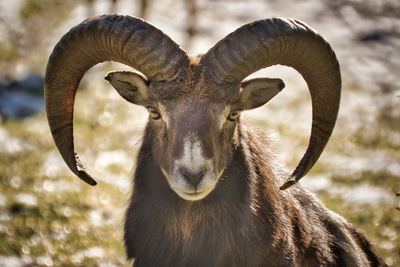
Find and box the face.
[147,95,240,201]
[105,68,283,201]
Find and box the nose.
[180,167,206,188]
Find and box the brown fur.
[117,61,388,266]
[124,117,387,266]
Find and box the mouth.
[171,183,215,201]
[175,189,209,201]
[181,190,200,196]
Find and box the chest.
[126,198,265,267]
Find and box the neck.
[126,121,287,264]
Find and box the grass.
[0,145,130,266]
[0,83,135,266]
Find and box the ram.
[45,15,386,266]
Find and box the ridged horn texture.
[45,14,188,186]
[201,18,341,190]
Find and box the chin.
[170,179,217,201]
[174,189,212,201]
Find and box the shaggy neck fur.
[124,120,386,267]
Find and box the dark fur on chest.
[125,131,273,266]
[123,124,386,267]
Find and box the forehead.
[158,95,228,125]
[148,63,239,104]
[158,96,230,134]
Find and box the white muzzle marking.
[168,136,217,201]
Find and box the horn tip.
[78,170,97,186]
[279,176,297,190]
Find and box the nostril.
[180,168,206,188]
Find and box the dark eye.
[147,107,161,120]
[228,109,241,121]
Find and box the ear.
[239,78,284,110]
[105,71,149,105]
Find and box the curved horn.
[45,14,188,185]
[201,18,341,190]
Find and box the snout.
[168,163,219,201]
[165,132,222,201]
[180,167,207,188]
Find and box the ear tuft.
[278,79,285,90]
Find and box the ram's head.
[45,15,340,200]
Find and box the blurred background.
[0,0,399,266]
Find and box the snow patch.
[15,193,38,207]
[333,184,395,206]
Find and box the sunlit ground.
[0,0,399,266]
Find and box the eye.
[228,109,241,121]
[147,106,161,120]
